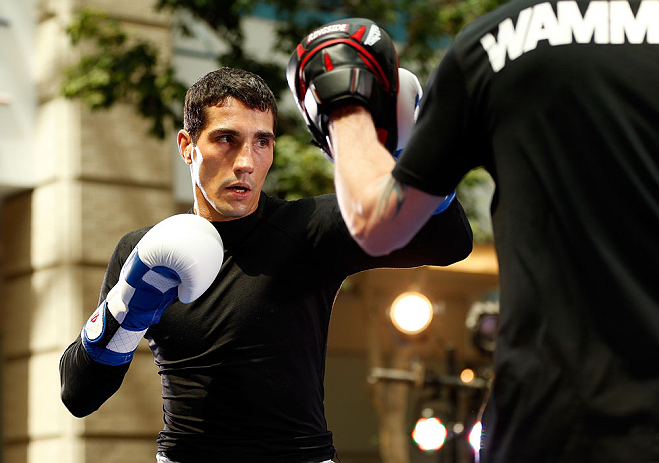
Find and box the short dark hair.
[184,67,278,143]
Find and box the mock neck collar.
[197,193,267,254]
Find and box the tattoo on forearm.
[376,176,408,221]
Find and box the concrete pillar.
[1,0,178,461]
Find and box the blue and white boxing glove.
[395,68,456,215]
[394,68,423,159]
[82,214,224,366]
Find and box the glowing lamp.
[460,368,476,384]
[469,421,483,453]
[412,416,447,451]
[389,291,433,335]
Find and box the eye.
[256,138,272,148]
[216,134,233,143]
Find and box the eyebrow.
[207,127,275,140]
[256,130,276,140]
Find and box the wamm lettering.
[481,0,659,72]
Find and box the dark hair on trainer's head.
[184,67,278,143]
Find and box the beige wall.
[1,0,175,461]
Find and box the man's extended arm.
[59,228,138,417]
[311,191,471,279]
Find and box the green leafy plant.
[264,134,335,200]
[457,167,495,243]
[62,9,187,138]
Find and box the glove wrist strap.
[82,301,146,366]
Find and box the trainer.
[288,8,659,463]
[59,65,473,463]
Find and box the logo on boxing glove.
[307,23,349,44]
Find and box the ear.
[177,130,193,165]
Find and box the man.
[59,67,473,463]
[288,8,659,463]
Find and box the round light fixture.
[389,291,433,335]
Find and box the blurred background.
[0,0,502,461]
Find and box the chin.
[212,201,255,219]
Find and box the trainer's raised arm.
[286,18,450,255]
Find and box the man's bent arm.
[329,105,446,256]
[60,336,130,417]
[59,232,137,417]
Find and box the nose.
[234,142,255,174]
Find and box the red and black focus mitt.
[287,18,399,159]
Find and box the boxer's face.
[180,97,275,222]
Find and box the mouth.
[226,183,253,196]
[228,186,250,193]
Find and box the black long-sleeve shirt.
[60,193,472,463]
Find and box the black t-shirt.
[60,192,472,463]
[393,1,659,461]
